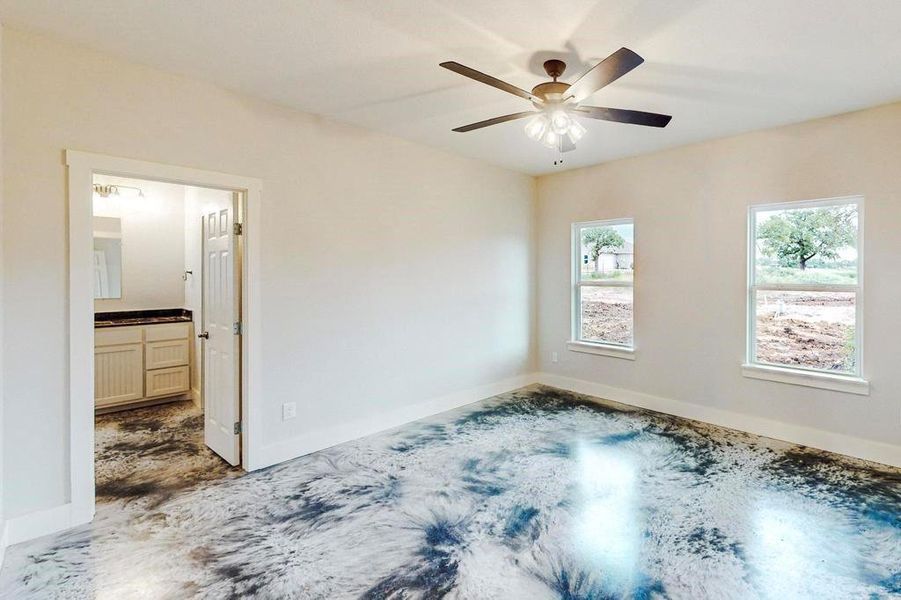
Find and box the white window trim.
[745,195,867,392]
[741,363,869,395]
[567,340,636,360]
[569,218,635,356]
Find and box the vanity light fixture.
[92,184,144,199]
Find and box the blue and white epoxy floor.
[1,386,899,599]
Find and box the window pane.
[754,203,858,285]
[754,291,856,373]
[580,286,633,346]
[580,223,634,282]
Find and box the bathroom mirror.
[93,216,123,299]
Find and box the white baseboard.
[254,373,538,469]
[537,372,901,468]
[5,503,75,547]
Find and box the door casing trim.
[66,150,263,526]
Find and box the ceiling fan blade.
[440,61,539,103]
[452,111,538,132]
[565,48,644,103]
[575,106,672,128]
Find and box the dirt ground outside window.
[755,291,855,372]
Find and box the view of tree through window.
[750,199,861,374]
[574,220,634,346]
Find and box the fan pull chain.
[553,143,565,167]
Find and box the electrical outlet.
[282,402,297,420]
[552,352,558,363]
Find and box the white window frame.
[744,195,868,394]
[568,218,635,360]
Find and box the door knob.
[198,331,209,339]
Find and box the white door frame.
[66,150,263,526]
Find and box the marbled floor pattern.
[94,400,240,507]
[1,386,899,599]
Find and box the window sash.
[750,283,857,293]
[747,288,861,376]
[575,286,634,347]
[746,196,863,377]
[576,280,634,288]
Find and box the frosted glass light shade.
[550,110,572,134]
[542,129,559,149]
[524,115,548,141]
[567,120,587,143]
[523,109,586,151]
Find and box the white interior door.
[201,192,241,465]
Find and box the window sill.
[567,341,636,361]
[741,363,869,396]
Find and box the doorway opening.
[67,150,263,527]
[92,175,244,505]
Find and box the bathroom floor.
[94,401,240,507]
[1,386,899,599]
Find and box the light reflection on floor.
[0,386,898,599]
[750,502,865,598]
[575,443,640,595]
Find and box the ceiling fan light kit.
[440,48,672,163]
[525,110,587,149]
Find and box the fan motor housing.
[531,81,571,108]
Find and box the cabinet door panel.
[95,343,144,406]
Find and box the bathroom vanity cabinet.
[94,319,193,411]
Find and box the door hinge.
[233,222,243,236]
[233,322,243,335]
[234,421,242,435]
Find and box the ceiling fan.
[440,47,671,154]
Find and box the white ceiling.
[2,0,901,175]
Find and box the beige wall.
[1,29,536,518]
[537,102,901,449]
[93,175,187,312]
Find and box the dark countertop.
[95,308,193,328]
